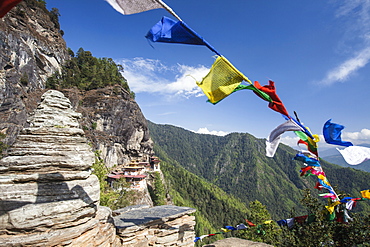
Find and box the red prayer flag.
[314,182,323,191]
[245,219,256,227]
[300,166,312,177]
[253,80,289,117]
[0,0,22,18]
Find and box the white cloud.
[117,58,208,99]
[319,47,370,85]
[194,127,229,136]
[157,112,176,116]
[319,1,370,85]
[342,128,370,144]
[280,135,300,148]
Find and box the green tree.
[148,172,166,206]
[50,7,60,29]
[46,48,132,93]
[278,189,370,247]
[236,200,282,246]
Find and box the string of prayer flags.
[294,151,340,204]
[340,196,369,210]
[277,215,313,228]
[0,0,22,18]
[323,119,353,147]
[295,130,320,157]
[104,0,368,225]
[253,80,290,117]
[105,0,182,21]
[146,16,221,55]
[196,56,251,104]
[336,145,370,165]
[193,223,249,242]
[294,153,321,167]
[319,193,337,200]
[266,119,305,157]
[290,117,314,140]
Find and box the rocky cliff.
[61,86,153,168]
[0,90,194,246]
[0,0,69,146]
[0,0,153,166]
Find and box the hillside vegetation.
[46,47,135,98]
[148,121,370,220]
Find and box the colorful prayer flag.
[146,16,220,55]
[197,56,251,104]
[0,0,22,18]
[361,189,370,199]
[325,201,341,214]
[245,219,256,227]
[253,80,289,117]
[323,119,353,147]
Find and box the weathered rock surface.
[203,238,273,247]
[0,90,101,246]
[114,205,196,247]
[0,90,194,247]
[62,87,153,168]
[0,0,69,146]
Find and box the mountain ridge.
[147,120,370,220]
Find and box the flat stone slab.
[112,204,150,216]
[113,205,196,230]
[203,237,273,247]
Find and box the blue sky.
[46,0,370,151]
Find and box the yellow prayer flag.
[361,189,370,199]
[197,56,251,104]
[325,201,340,214]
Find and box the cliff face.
[0,0,69,146]
[62,86,153,168]
[0,0,153,165]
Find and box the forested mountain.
[148,121,370,222]
[154,145,250,241]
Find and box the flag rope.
[155,0,182,21]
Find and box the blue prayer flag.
[323,119,353,147]
[146,16,220,55]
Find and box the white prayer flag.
[266,119,304,157]
[105,0,182,20]
[336,145,370,165]
[105,0,163,15]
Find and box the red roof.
[108,174,123,179]
[123,174,146,179]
